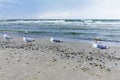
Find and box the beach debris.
[3,34,12,41]
[81,67,89,72]
[23,37,35,43]
[106,68,111,72]
[91,42,110,49]
[50,37,63,43]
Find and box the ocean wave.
[63,31,96,35]
[1,19,120,25]
[0,19,65,25]
[0,29,48,34]
[0,19,120,44]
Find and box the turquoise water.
[0,19,120,44]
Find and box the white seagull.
[91,42,109,49]
[50,37,63,43]
[23,37,35,43]
[3,34,12,41]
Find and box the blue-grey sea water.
[0,19,120,46]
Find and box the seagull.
[23,37,35,43]
[3,34,12,41]
[91,42,110,49]
[50,37,63,43]
[93,36,102,43]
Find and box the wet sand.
[0,36,120,80]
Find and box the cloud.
[37,11,71,19]
[91,0,120,19]
[36,0,120,19]
[0,0,20,5]
[66,0,120,19]
[0,0,21,9]
[0,0,120,19]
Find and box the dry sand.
[0,36,120,80]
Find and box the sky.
[0,0,120,19]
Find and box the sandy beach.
[0,36,120,80]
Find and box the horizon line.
[1,18,120,20]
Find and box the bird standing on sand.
[50,37,63,43]
[3,34,12,41]
[93,36,102,43]
[91,42,109,49]
[23,37,35,43]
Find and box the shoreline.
[0,33,119,47]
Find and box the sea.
[0,19,120,46]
